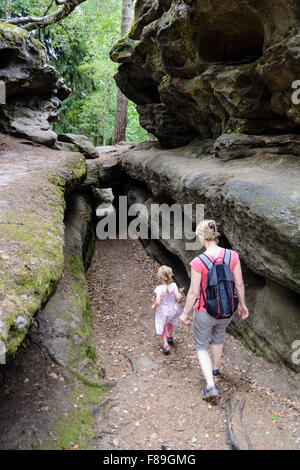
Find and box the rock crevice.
[92,139,300,371]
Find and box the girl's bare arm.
[175,291,182,302]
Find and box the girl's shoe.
[201,385,219,400]
[213,369,220,377]
[162,344,170,355]
[167,335,174,345]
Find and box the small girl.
[152,266,182,354]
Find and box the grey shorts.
[193,310,233,352]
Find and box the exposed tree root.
[239,398,254,450]
[225,391,255,450]
[29,331,117,389]
[123,352,137,374]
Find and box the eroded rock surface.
[0,133,86,359]
[57,134,99,159]
[118,140,300,370]
[29,192,107,385]
[111,0,300,147]
[0,22,69,146]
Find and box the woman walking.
[180,220,249,399]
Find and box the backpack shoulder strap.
[198,253,214,271]
[223,248,231,266]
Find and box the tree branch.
[3,0,88,32]
[43,0,55,17]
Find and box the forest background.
[0,0,148,145]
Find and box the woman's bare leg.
[211,343,223,370]
[197,349,215,388]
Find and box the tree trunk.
[113,0,133,144]
[102,99,107,146]
[5,0,10,20]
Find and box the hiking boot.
[162,344,170,355]
[202,385,219,400]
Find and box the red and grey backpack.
[197,249,238,319]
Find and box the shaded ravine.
[87,237,300,450]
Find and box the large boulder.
[119,139,300,371]
[0,133,86,361]
[57,133,99,159]
[78,161,100,191]
[29,193,108,385]
[122,140,300,293]
[111,0,300,147]
[0,22,69,146]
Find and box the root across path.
[87,238,300,450]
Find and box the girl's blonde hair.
[157,265,173,284]
[196,219,219,241]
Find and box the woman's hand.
[237,304,249,320]
[180,311,190,325]
[151,303,156,310]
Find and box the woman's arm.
[233,260,249,320]
[180,268,202,324]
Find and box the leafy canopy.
[2,0,148,145]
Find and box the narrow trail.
[87,237,300,450]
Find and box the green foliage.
[226,126,244,134]
[127,100,148,142]
[2,0,148,145]
[160,74,171,85]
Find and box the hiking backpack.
[197,249,238,319]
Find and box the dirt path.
[0,236,299,450]
[87,237,300,451]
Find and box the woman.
[180,220,249,399]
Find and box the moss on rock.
[0,138,87,359]
[42,382,106,450]
[28,192,103,384]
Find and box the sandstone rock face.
[111,0,300,147]
[29,193,105,385]
[0,22,69,146]
[57,133,99,159]
[78,161,100,191]
[0,133,86,360]
[119,141,300,371]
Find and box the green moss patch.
[43,383,106,450]
[0,149,87,356]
